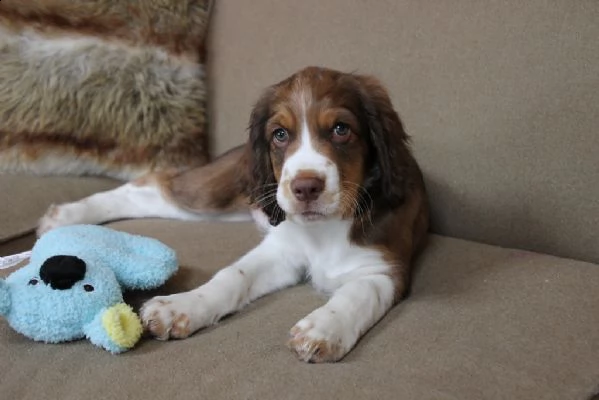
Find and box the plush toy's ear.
[0,280,10,316]
[33,225,178,290]
[100,229,179,290]
[84,303,143,354]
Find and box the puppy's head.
[247,66,411,226]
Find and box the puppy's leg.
[289,176,429,363]
[288,270,397,363]
[38,146,251,235]
[141,235,304,339]
[37,180,197,235]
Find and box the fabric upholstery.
[0,175,118,245]
[1,221,598,400]
[0,2,598,399]
[206,0,599,264]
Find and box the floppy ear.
[57,226,180,290]
[26,225,178,290]
[353,75,412,210]
[107,233,179,290]
[246,88,286,226]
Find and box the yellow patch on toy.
[102,303,143,350]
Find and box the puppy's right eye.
[272,128,289,146]
[28,279,38,286]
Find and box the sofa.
[1,1,598,399]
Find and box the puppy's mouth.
[300,211,327,221]
[277,183,340,223]
[290,201,339,222]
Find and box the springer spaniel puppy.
[38,66,429,362]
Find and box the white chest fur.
[268,219,390,293]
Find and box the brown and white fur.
[38,67,429,363]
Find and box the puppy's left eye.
[28,279,38,286]
[331,122,351,143]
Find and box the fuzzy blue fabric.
[0,280,9,316]
[0,225,178,353]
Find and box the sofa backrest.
[206,0,599,264]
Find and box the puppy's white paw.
[287,308,352,363]
[37,203,88,236]
[140,293,210,340]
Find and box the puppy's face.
[266,73,370,223]
[248,67,409,225]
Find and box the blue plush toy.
[0,225,178,354]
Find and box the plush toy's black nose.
[39,255,87,290]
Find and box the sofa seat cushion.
[0,175,119,245]
[1,220,598,400]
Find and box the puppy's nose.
[291,177,325,202]
[40,255,87,290]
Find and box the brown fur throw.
[0,0,212,180]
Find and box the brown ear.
[246,88,286,226]
[352,75,412,210]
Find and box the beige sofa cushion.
[1,220,598,399]
[0,175,118,245]
[206,0,599,264]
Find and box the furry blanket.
[0,0,212,180]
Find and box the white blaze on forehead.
[276,85,341,214]
[282,101,331,180]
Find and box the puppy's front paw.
[37,203,86,236]
[287,309,351,363]
[140,294,207,340]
